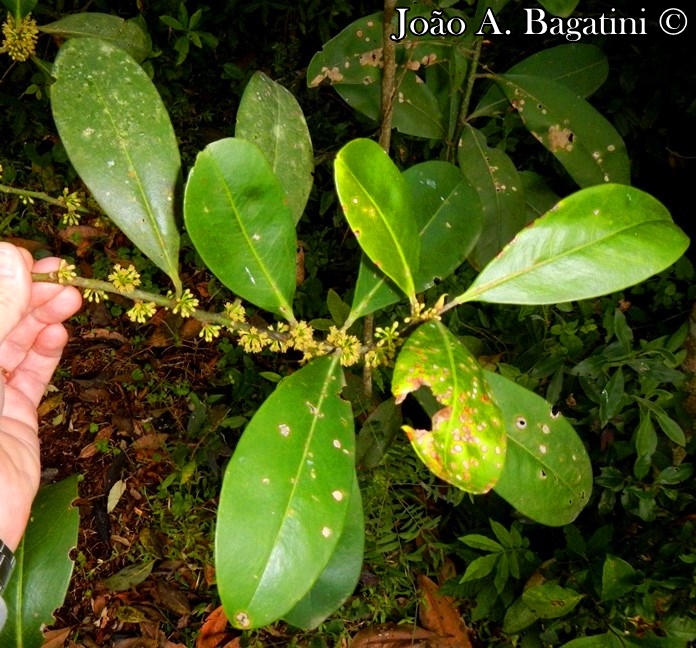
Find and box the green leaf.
[51,37,182,293]
[538,0,580,17]
[601,555,638,601]
[1,476,79,647]
[599,368,624,427]
[326,289,351,328]
[236,72,314,224]
[502,596,539,634]
[347,160,482,324]
[520,171,560,223]
[335,138,419,304]
[459,534,503,553]
[40,13,151,62]
[101,560,155,591]
[473,44,608,118]
[453,185,689,307]
[522,582,583,619]
[495,74,630,187]
[392,321,507,494]
[458,125,526,269]
[184,138,296,320]
[653,409,686,446]
[461,552,499,582]
[216,356,355,630]
[561,633,622,648]
[283,474,364,630]
[486,371,592,526]
[0,0,36,20]
[405,161,482,289]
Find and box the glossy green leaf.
[454,185,690,307]
[347,160,482,324]
[336,138,419,304]
[486,371,592,526]
[473,44,608,118]
[496,74,630,187]
[393,321,506,494]
[336,74,445,140]
[283,474,364,630]
[40,13,151,62]
[184,138,296,320]
[216,356,355,630]
[458,125,526,269]
[51,38,182,293]
[520,171,560,223]
[1,476,79,648]
[0,0,36,20]
[236,71,313,224]
[538,0,580,17]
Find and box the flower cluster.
[365,321,401,369]
[199,323,222,342]
[83,288,108,304]
[326,326,362,367]
[108,264,141,293]
[404,295,446,325]
[56,260,77,285]
[60,188,82,226]
[169,288,199,317]
[0,13,38,62]
[237,326,270,353]
[126,301,157,324]
[224,300,246,326]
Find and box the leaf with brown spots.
[417,574,472,648]
[393,321,506,494]
[494,74,630,187]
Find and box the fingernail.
[0,246,17,278]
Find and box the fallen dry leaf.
[196,605,234,648]
[42,626,72,648]
[417,574,472,648]
[350,623,435,647]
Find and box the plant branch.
[450,36,483,159]
[0,183,90,213]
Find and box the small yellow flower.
[108,264,141,293]
[238,326,270,353]
[126,301,157,324]
[268,322,291,353]
[224,300,246,326]
[0,13,39,62]
[56,260,77,285]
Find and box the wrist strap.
[0,539,15,594]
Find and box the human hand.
[0,243,82,551]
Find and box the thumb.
[0,243,32,345]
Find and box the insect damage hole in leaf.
[393,321,507,494]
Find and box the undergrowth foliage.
[0,0,694,645]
